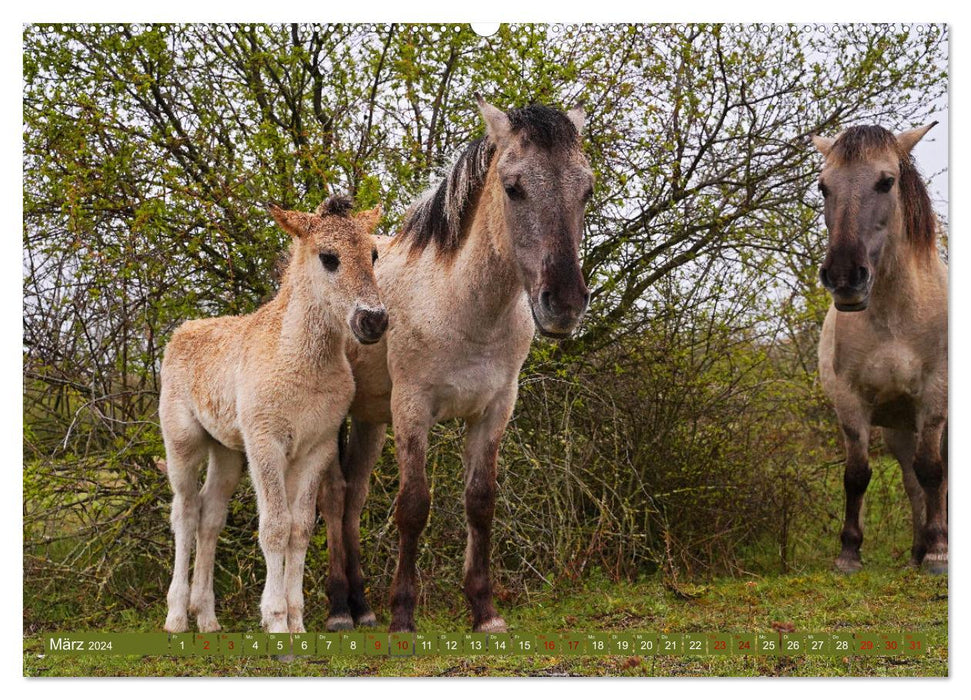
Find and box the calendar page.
[22,20,948,679]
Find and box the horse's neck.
[867,215,944,324]
[444,169,527,328]
[273,276,343,363]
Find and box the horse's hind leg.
[324,418,386,627]
[914,417,948,574]
[882,428,925,566]
[189,443,243,632]
[161,405,209,633]
[836,418,872,573]
[316,442,354,631]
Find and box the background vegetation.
[23,23,948,647]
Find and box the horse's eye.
[876,176,895,193]
[818,181,830,198]
[583,187,594,202]
[504,183,525,200]
[319,252,340,272]
[371,249,378,264]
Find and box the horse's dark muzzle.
[351,307,389,344]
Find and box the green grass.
[23,456,948,677]
[23,565,947,677]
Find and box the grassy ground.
[23,565,947,677]
[23,456,948,677]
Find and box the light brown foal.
[160,197,387,634]
[813,123,947,574]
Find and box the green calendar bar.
[830,632,854,656]
[488,633,512,654]
[782,632,807,655]
[684,633,707,656]
[632,632,658,655]
[756,632,781,656]
[707,633,732,656]
[585,632,609,655]
[536,632,561,655]
[855,632,882,656]
[439,632,464,656]
[903,632,928,657]
[170,633,194,656]
[341,632,367,655]
[291,633,314,656]
[390,632,414,657]
[414,633,437,656]
[315,633,341,655]
[36,630,931,657]
[658,633,683,655]
[511,632,536,655]
[464,632,488,655]
[560,633,586,656]
[195,633,218,655]
[241,632,268,656]
[45,633,169,656]
[219,633,244,656]
[804,633,828,656]
[732,634,757,655]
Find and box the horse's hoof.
[196,616,221,633]
[474,617,508,633]
[922,554,948,575]
[275,654,296,663]
[326,614,354,632]
[354,611,377,628]
[164,614,189,634]
[389,620,416,633]
[835,557,863,574]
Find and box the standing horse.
[812,123,947,574]
[317,97,593,632]
[160,197,387,634]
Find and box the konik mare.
[317,97,593,632]
[813,123,947,574]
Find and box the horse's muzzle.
[350,306,389,344]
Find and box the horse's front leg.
[245,437,292,633]
[389,398,433,632]
[462,392,516,632]
[914,415,948,574]
[283,447,329,634]
[836,416,872,573]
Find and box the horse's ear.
[267,203,310,239]
[354,204,382,232]
[896,121,938,154]
[475,93,512,143]
[567,102,585,135]
[811,134,835,157]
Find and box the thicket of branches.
[23,23,947,626]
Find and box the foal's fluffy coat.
[160,198,385,634]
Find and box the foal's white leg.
[283,446,331,633]
[246,438,291,633]
[162,433,208,633]
[189,443,244,632]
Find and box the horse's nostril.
[819,267,831,289]
[540,290,553,313]
[858,267,869,285]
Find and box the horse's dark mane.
[398,104,579,257]
[830,125,937,255]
